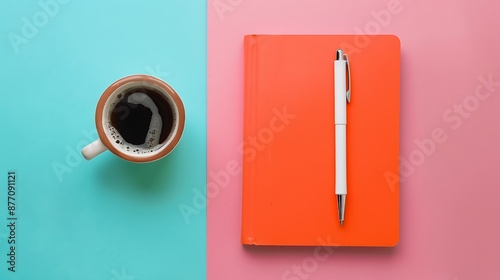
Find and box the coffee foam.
[106,87,177,155]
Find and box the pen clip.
[345,54,351,103]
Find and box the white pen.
[334,49,351,226]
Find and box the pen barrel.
[335,124,347,195]
[334,60,347,124]
[334,59,347,195]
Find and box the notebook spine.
[241,35,258,244]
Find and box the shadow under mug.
[82,75,185,163]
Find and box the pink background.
[207,0,500,279]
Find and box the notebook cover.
[241,35,400,246]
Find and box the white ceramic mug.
[82,75,185,163]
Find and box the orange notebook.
[241,35,400,246]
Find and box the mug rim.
[95,74,185,163]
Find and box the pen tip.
[340,220,343,226]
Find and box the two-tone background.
[1,0,499,279]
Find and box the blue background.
[0,0,206,279]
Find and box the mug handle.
[82,139,107,160]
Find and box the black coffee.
[109,86,174,153]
